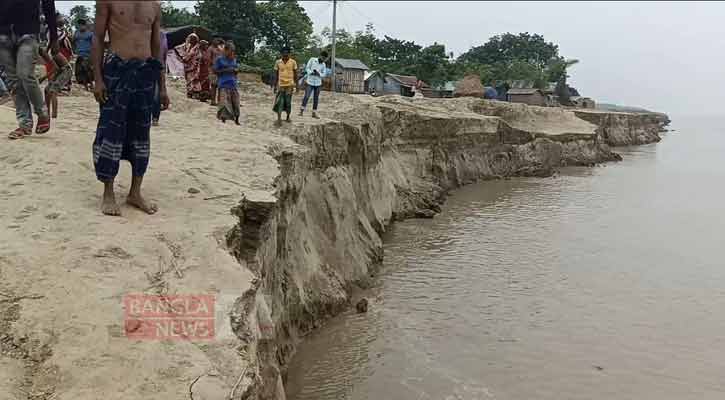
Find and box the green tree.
[256,0,313,52]
[69,5,93,28]
[546,58,579,83]
[246,46,279,75]
[161,1,199,27]
[196,0,259,55]
[459,32,560,69]
[374,35,421,76]
[451,61,494,86]
[415,43,452,87]
[317,24,455,86]
[319,25,377,68]
[456,32,581,88]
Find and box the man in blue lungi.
[91,1,169,216]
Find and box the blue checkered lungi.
[93,54,161,182]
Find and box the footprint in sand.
[94,245,132,260]
[14,205,38,222]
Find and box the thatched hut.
[453,75,485,98]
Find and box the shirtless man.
[92,1,169,216]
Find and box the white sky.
[56,1,724,117]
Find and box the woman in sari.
[175,33,200,98]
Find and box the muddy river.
[287,116,725,400]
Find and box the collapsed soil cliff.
[225,97,668,399]
[573,110,671,146]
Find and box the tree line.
[68,1,581,94]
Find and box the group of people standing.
[271,48,331,126]
[174,32,331,127]
[175,33,240,124]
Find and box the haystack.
[453,75,485,98]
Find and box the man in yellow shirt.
[272,47,298,126]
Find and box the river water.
[286,116,725,400]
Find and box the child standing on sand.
[213,42,241,125]
[40,47,72,119]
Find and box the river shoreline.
[226,96,670,399]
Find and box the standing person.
[73,19,94,91]
[40,47,71,119]
[151,31,168,126]
[272,47,297,127]
[214,41,240,125]
[177,33,200,98]
[91,1,169,216]
[55,13,74,92]
[208,38,224,106]
[55,14,74,61]
[0,0,58,139]
[197,40,212,102]
[299,50,328,119]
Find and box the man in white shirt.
[299,50,328,119]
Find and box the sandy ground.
[0,81,350,399]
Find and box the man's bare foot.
[127,194,158,215]
[102,195,122,216]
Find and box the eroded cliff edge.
[225,97,670,399]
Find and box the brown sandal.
[36,118,51,134]
[8,127,29,140]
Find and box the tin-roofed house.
[384,73,429,97]
[333,58,369,94]
[365,70,384,95]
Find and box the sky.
[56,1,725,117]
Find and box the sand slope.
[0,83,311,399]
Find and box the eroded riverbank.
[225,96,669,399]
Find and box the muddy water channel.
[287,117,725,400]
